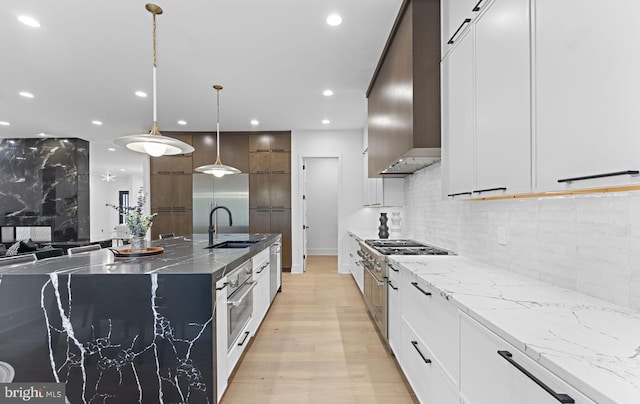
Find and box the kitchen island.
[0,233,280,404]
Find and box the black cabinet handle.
[256,149,270,152]
[215,282,229,291]
[447,192,473,197]
[472,0,487,11]
[388,280,398,290]
[272,170,286,174]
[447,18,472,44]
[237,331,251,346]
[497,351,575,403]
[389,264,399,273]
[271,149,287,152]
[557,170,639,183]
[256,170,270,174]
[473,187,507,194]
[257,262,269,274]
[411,282,432,296]
[411,341,432,364]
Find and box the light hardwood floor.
[221,255,418,404]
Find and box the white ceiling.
[0,0,403,175]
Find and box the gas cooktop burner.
[364,239,452,256]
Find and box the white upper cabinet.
[442,27,475,197]
[444,0,532,198]
[535,0,640,191]
[441,0,477,58]
[474,0,531,195]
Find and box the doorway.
[301,157,339,272]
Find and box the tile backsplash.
[404,162,640,311]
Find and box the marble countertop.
[0,233,280,281]
[390,255,640,404]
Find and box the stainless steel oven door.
[364,265,387,338]
[227,280,255,350]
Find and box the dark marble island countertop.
[0,233,281,280]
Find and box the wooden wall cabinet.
[367,0,441,177]
[150,133,194,239]
[190,132,249,174]
[248,132,292,270]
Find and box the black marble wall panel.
[0,138,90,241]
[0,273,215,404]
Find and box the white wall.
[291,130,364,273]
[305,158,339,255]
[404,161,640,311]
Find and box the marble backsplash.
[0,138,89,242]
[403,162,640,311]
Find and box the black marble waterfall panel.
[0,273,215,404]
[0,138,90,242]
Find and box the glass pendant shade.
[112,3,194,157]
[195,85,241,176]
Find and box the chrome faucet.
[209,206,233,245]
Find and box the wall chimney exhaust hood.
[366,0,441,178]
[380,148,441,177]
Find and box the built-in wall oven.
[358,239,453,345]
[226,259,254,350]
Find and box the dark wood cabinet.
[191,132,249,174]
[249,132,291,152]
[367,0,441,177]
[150,134,194,239]
[248,132,292,270]
[270,208,292,269]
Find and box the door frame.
[298,154,342,273]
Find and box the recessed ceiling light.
[177,120,187,125]
[108,147,116,152]
[39,133,47,136]
[323,89,334,96]
[250,119,259,126]
[120,169,125,172]
[0,121,10,126]
[135,91,147,98]
[92,120,102,126]
[327,14,342,26]
[322,119,330,125]
[19,91,34,98]
[18,16,40,28]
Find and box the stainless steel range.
[358,239,453,345]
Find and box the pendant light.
[113,3,194,157]
[195,85,241,177]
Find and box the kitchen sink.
[205,240,262,249]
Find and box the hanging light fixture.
[195,85,241,177]
[113,3,194,157]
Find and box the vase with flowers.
[107,188,157,252]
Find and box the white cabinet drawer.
[460,312,596,404]
[399,317,459,404]
[402,269,460,386]
[387,262,401,356]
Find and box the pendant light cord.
[215,86,222,164]
[151,10,158,132]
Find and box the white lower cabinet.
[460,312,595,404]
[215,276,228,403]
[399,317,459,404]
[347,233,363,293]
[401,268,459,386]
[387,262,402,355]
[252,248,271,332]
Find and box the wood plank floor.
[221,255,417,404]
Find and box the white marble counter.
[390,255,640,404]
